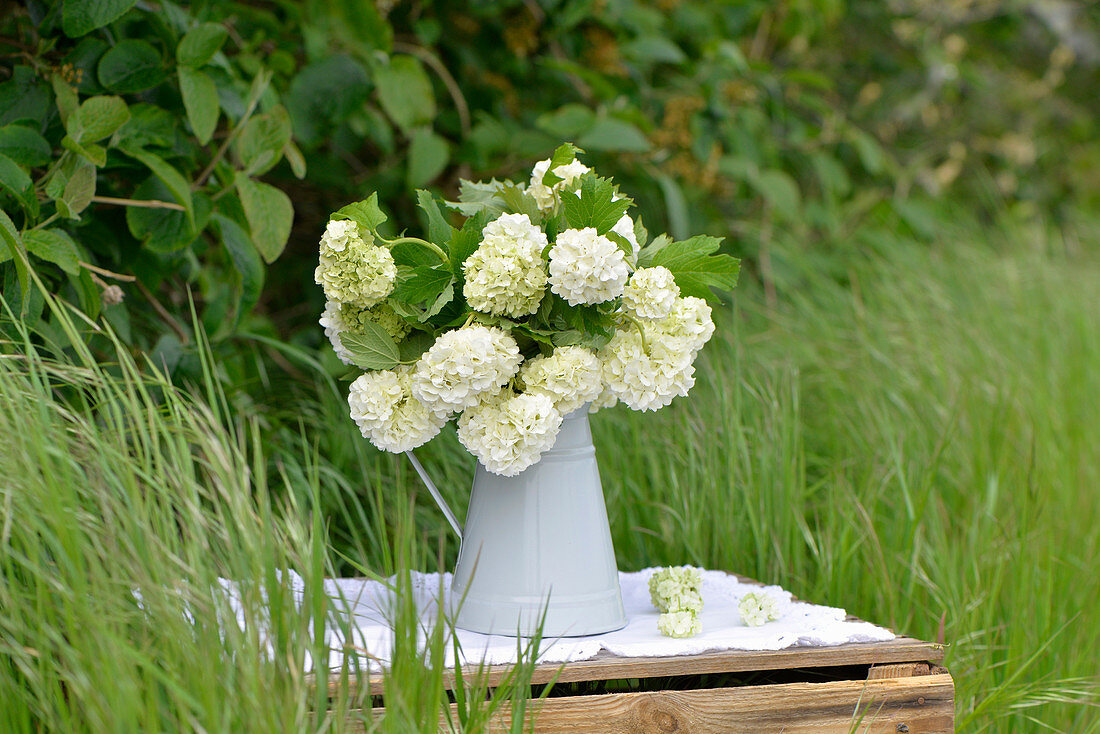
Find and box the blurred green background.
[2,1,1099,731]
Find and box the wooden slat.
[350,673,955,733]
[339,636,944,696]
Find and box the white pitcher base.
[452,584,627,637]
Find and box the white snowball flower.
[658,610,701,638]
[315,219,396,309]
[320,299,354,364]
[598,324,695,411]
[457,390,563,476]
[548,227,630,305]
[648,566,704,613]
[519,346,602,416]
[528,158,591,212]
[463,213,549,317]
[738,592,780,627]
[412,325,523,414]
[622,266,680,320]
[611,213,639,266]
[348,369,404,431]
[588,384,619,414]
[348,367,447,453]
[655,296,715,355]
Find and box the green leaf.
[536,106,596,140]
[212,213,264,326]
[286,55,370,147]
[61,135,107,167]
[234,105,291,176]
[448,210,490,281]
[235,173,293,263]
[59,163,96,218]
[284,140,307,179]
[0,125,51,167]
[333,193,387,233]
[125,176,201,252]
[70,269,101,320]
[120,145,194,227]
[62,0,138,37]
[407,128,449,187]
[176,23,229,67]
[637,233,672,267]
[23,229,81,275]
[499,181,543,223]
[339,325,401,371]
[177,67,219,145]
[448,178,507,217]
[115,103,176,149]
[375,56,435,134]
[0,67,50,127]
[327,0,393,53]
[0,209,30,314]
[51,74,79,127]
[0,152,36,217]
[559,174,630,235]
[398,331,434,363]
[393,265,453,305]
[576,118,651,153]
[68,95,130,143]
[415,189,454,246]
[541,143,584,186]
[648,235,741,301]
[97,40,165,94]
[751,169,801,221]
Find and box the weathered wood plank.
[336,636,944,696]
[350,673,955,733]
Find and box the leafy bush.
[3,0,1096,375]
[0,0,301,363]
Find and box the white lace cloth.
[241,569,894,673]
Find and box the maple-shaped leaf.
[559,174,630,235]
[648,235,741,302]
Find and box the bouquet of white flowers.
[317,144,740,476]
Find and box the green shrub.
[0,1,302,361]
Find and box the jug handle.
[405,450,463,539]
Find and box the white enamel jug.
[408,406,627,637]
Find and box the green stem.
[30,213,59,231]
[623,313,650,355]
[381,236,448,264]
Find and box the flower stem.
[380,236,449,264]
[623,314,650,355]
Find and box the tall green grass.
[3,217,1098,731]
[591,229,1100,731]
[0,292,538,731]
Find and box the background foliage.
[2,0,1099,730]
[3,0,1097,364]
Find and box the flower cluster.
[519,346,602,416]
[457,390,563,476]
[319,145,739,476]
[548,227,630,306]
[528,158,590,211]
[412,325,523,414]
[315,219,395,309]
[649,566,704,638]
[348,367,447,452]
[738,592,780,627]
[463,214,548,317]
[597,296,714,412]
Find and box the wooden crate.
[335,580,953,733]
